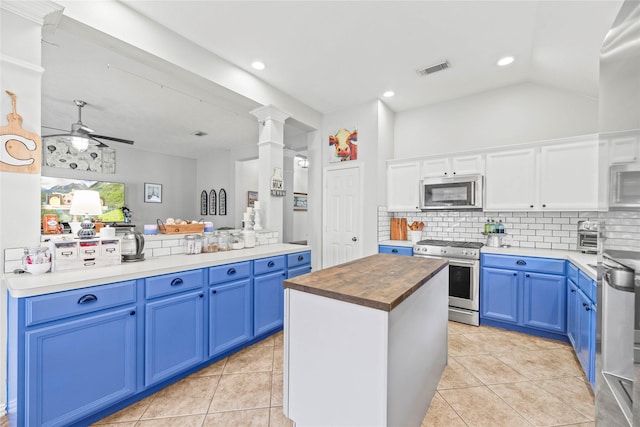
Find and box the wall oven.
[413,240,482,326]
[610,164,640,209]
[419,174,483,210]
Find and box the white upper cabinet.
[386,161,421,211]
[421,154,483,178]
[539,138,599,211]
[485,148,537,211]
[609,133,639,164]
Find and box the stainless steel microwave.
[610,164,640,209]
[419,174,483,210]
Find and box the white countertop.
[4,243,310,298]
[377,240,598,280]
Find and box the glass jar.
[184,234,202,255]
[230,232,244,250]
[202,232,218,253]
[217,231,230,251]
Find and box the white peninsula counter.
[282,253,448,426]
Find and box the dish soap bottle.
[497,220,505,234]
[484,219,491,233]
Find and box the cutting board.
[390,218,407,240]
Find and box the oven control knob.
[462,250,467,256]
[442,249,447,254]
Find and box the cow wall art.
[328,128,358,162]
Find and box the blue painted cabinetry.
[378,244,413,256]
[144,270,205,387]
[9,280,137,427]
[567,263,597,387]
[481,254,566,339]
[253,256,286,336]
[287,251,312,278]
[208,262,253,357]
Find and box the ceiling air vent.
[416,61,450,76]
[191,130,208,137]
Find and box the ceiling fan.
[42,99,134,151]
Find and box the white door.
[323,165,361,268]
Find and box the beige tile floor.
[0,322,595,426]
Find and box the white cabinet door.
[421,154,483,178]
[421,158,450,178]
[451,154,483,176]
[387,161,420,211]
[609,134,639,164]
[485,148,537,211]
[540,138,599,210]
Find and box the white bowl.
[26,262,51,275]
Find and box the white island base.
[283,267,448,426]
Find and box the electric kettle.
[121,228,145,262]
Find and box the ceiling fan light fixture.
[70,135,91,152]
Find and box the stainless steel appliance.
[419,174,483,210]
[610,164,640,209]
[597,252,638,426]
[596,1,640,425]
[121,228,145,262]
[578,220,599,254]
[413,239,483,325]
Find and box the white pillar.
[283,148,296,242]
[250,105,291,241]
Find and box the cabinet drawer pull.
[583,302,588,307]
[77,294,97,304]
[170,278,183,286]
[268,261,275,268]
[227,268,236,275]
[212,289,217,294]
[298,255,304,261]
[571,289,576,293]
[392,249,398,253]
[513,273,517,276]
[525,274,530,278]
[516,260,526,265]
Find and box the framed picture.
[200,190,208,215]
[219,188,227,215]
[293,192,308,211]
[209,190,217,215]
[144,183,162,203]
[248,191,258,208]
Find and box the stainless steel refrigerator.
[596,1,640,425]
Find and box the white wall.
[292,160,309,242]
[43,144,197,229]
[394,82,599,159]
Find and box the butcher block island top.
[283,253,448,311]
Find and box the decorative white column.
[250,105,291,242]
[282,148,296,243]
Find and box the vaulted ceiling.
[41,1,622,158]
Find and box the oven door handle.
[448,259,478,267]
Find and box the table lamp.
[69,190,102,239]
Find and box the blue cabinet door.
[26,307,137,427]
[523,272,566,333]
[576,288,595,381]
[254,270,285,336]
[209,279,253,357]
[480,267,519,324]
[567,279,579,347]
[378,245,413,256]
[145,290,205,386]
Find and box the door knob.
[352,237,358,242]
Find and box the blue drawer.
[254,255,285,275]
[146,269,204,300]
[26,280,136,326]
[379,245,413,256]
[209,261,251,285]
[288,265,312,279]
[567,262,579,283]
[578,270,597,302]
[287,251,311,268]
[481,254,565,275]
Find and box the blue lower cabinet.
[480,254,566,338]
[378,245,412,256]
[287,251,312,278]
[480,267,519,324]
[254,270,286,336]
[144,290,205,386]
[523,272,566,333]
[209,279,253,357]
[25,306,137,427]
[566,279,579,348]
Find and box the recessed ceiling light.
[251,61,266,70]
[497,56,515,66]
[383,91,395,98]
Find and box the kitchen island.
[283,253,448,427]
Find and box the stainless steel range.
[413,239,483,326]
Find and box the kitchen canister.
[143,224,158,235]
[204,222,214,233]
[184,234,202,254]
[101,226,116,238]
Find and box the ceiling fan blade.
[88,135,109,148]
[91,134,134,145]
[41,125,68,132]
